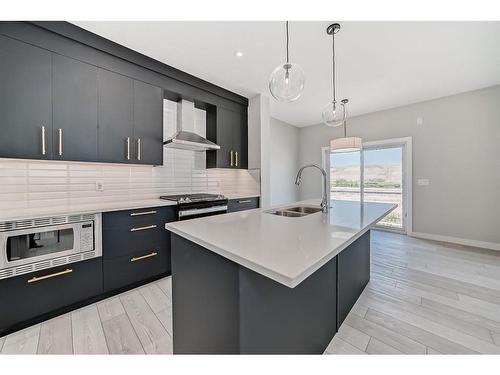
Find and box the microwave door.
[1,223,82,268]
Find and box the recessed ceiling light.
[234,50,244,57]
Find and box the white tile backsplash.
[0,99,260,211]
[0,156,260,210]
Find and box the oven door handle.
[178,205,228,218]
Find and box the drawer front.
[103,247,169,292]
[0,258,102,334]
[102,205,176,259]
[103,223,168,259]
[103,205,177,229]
[227,197,259,213]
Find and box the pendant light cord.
[332,30,336,102]
[286,21,290,64]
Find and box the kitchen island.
[166,199,396,354]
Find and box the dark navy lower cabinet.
[227,197,259,213]
[0,258,102,336]
[103,247,169,292]
[102,205,176,292]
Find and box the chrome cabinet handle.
[230,150,234,167]
[28,268,73,284]
[126,137,131,160]
[58,128,63,156]
[41,126,46,156]
[235,151,239,167]
[238,199,252,204]
[131,252,158,262]
[130,210,157,217]
[130,224,157,232]
[137,138,141,161]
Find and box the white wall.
[270,117,300,206]
[298,85,500,246]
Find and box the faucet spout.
[295,164,329,213]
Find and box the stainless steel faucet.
[295,164,329,213]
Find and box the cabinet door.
[232,109,248,169]
[133,80,163,165]
[53,54,98,162]
[0,258,102,335]
[215,107,234,168]
[0,35,52,160]
[98,69,134,163]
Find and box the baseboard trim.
[409,231,500,251]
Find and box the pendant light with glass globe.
[322,23,345,127]
[330,99,363,153]
[269,21,305,102]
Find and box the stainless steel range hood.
[163,99,220,152]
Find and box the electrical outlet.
[417,179,430,186]
[416,117,424,126]
[95,180,104,192]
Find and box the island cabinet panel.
[227,197,259,213]
[102,206,176,293]
[171,233,338,354]
[0,258,102,337]
[171,234,240,354]
[0,35,52,160]
[337,230,371,328]
[52,54,99,162]
[239,257,337,354]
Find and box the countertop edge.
[0,193,261,221]
[0,200,178,222]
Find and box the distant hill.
[331,164,402,184]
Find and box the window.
[323,137,412,234]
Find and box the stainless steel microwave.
[0,213,102,280]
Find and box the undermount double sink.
[267,205,323,218]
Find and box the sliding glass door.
[325,138,411,233]
[363,146,404,230]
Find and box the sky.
[330,147,402,167]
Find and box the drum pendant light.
[330,99,362,153]
[269,21,305,102]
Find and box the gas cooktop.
[160,193,226,204]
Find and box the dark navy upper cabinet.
[0,22,248,166]
[232,108,248,169]
[53,54,99,162]
[97,69,135,164]
[98,70,164,165]
[133,80,163,165]
[0,35,52,160]
[206,106,248,169]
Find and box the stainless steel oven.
[0,213,102,280]
[160,193,228,221]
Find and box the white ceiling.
[73,21,500,127]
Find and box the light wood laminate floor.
[2,230,500,354]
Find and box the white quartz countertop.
[0,193,260,222]
[166,199,396,288]
[0,199,178,222]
